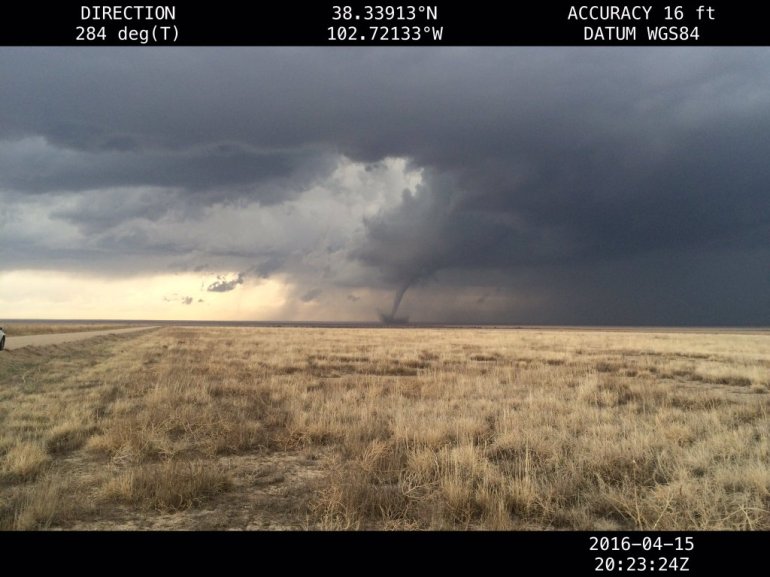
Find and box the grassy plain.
[0,326,768,530]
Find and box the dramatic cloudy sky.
[1,48,768,324]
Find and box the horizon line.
[1,318,769,332]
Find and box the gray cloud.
[163,294,195,306]
[1,48,768,324]
[207,273,244,293]
[0,137,332,198]
[300,288,323,302]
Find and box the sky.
[0,47,768,325]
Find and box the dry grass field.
[0,326,768,530]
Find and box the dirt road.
[3,326,157,350]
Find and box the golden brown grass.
[2,323,132,337]
[0,326,768,530]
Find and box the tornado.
[379,278,414,324]
[390,280,410,318]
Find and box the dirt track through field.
[2,326,157,350]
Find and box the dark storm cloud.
[1,48,769,324]
[0,140,331,197]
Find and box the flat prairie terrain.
[0,326,768,530]
[3,327,155,350]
